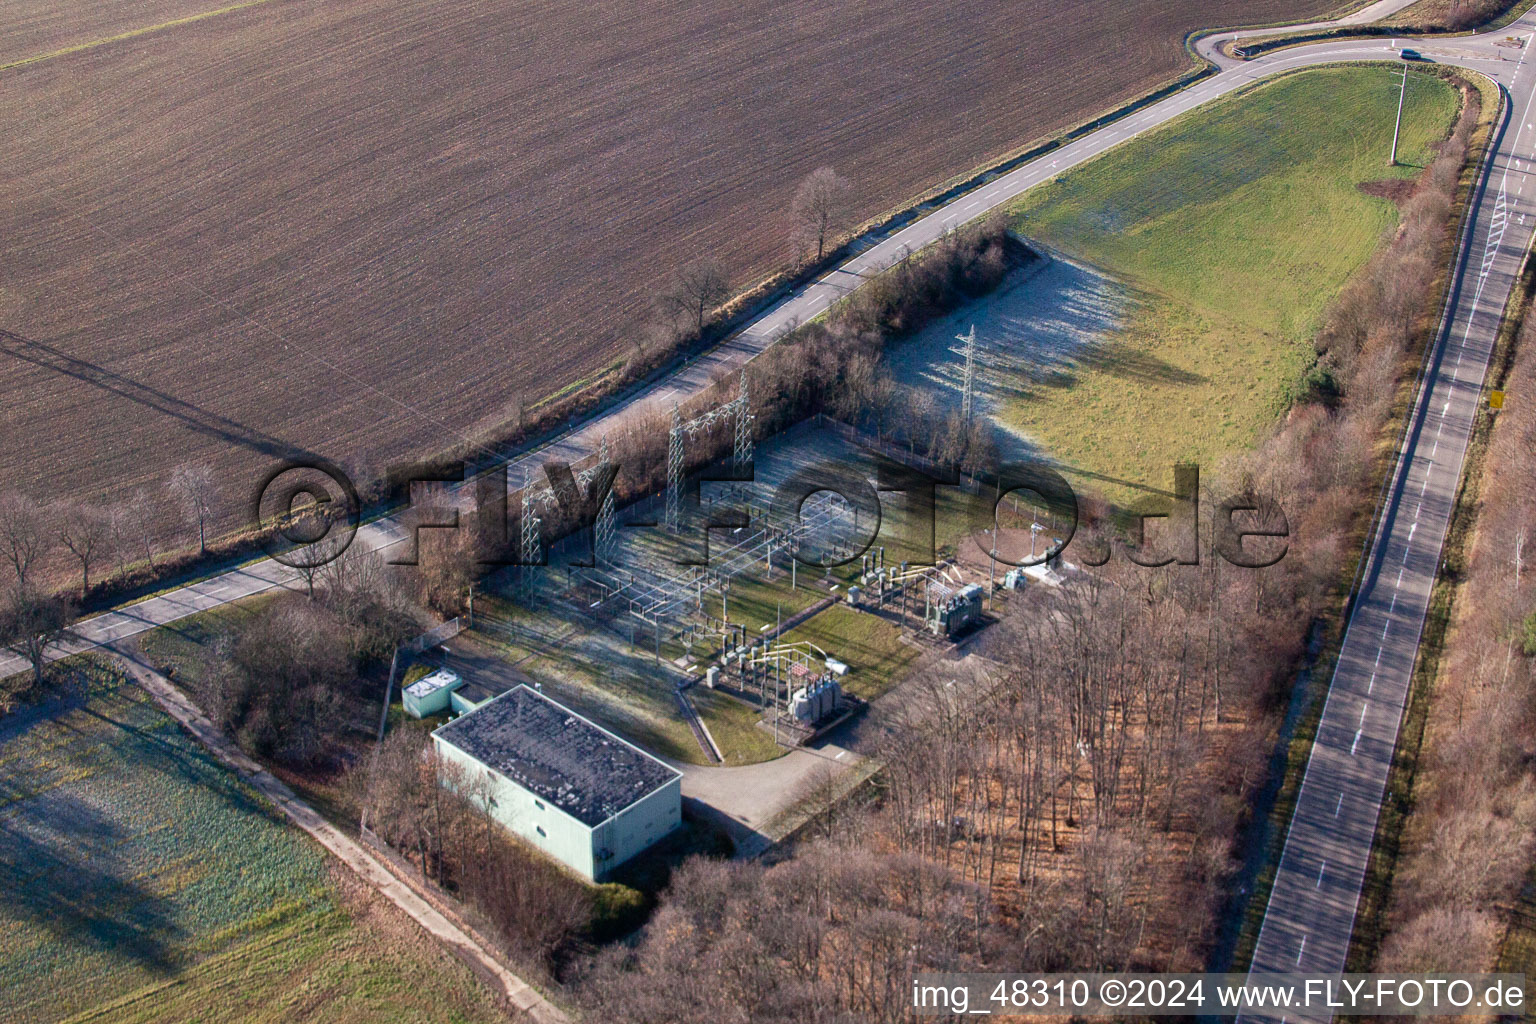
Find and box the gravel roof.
[433,685,679,826]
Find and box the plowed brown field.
[0,0,1334,537]
[0,0,260,67]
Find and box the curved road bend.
[4,13,1533,1002]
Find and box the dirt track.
[0,0,1333,539]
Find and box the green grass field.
[1004,65,1460,498]
[136,593,273,700]
[63,903,504,1024]
[778,604,918,701]
[0,663,503,1024]
[691,687,784,765]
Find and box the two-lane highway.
[1238,20,1536,1022]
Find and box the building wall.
[433,736,597,879]
[404,682,454,718]
[591,775,682,877]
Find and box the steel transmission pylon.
[519,478,542,595]
[733,369,754,470]
[595,436,616,564]
[665,405,684,532]
[664,378,753,533]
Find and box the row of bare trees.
[579,836,993,1024]
[876,549,1284,968]
[595,219,1017,518]
[0,464,223,702]
[0,491,82,695]
[188,544,417,763]
[632,167,856,370]
[0,464,218,603]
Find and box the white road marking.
[1317,860,1327,888]
[1335,793,1344,817]
[1297,935,1307,964]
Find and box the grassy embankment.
[0,663,503,1024]
[1004,66,1459,501]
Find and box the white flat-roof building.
[403,668,463,718]
[431,685,681,881]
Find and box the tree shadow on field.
[0,791,184,977]
[0,329,324,463]
[1072,335,1207,387]
[57,688,275,824]
[885,256,1207,410]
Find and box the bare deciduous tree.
[790,166,853,261]
[288,531,351,600]
[170,463,219,554]
[658,258,730,338]
[0,589,76,686]
[0,492,47,591]
[55,503,109,598]
[109,490,157,570]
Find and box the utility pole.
[987,530,997,611]
[1390,58,1409,166]
[958,324,977,425]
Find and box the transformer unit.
[929,583,984,638]
[790,675,843,726]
